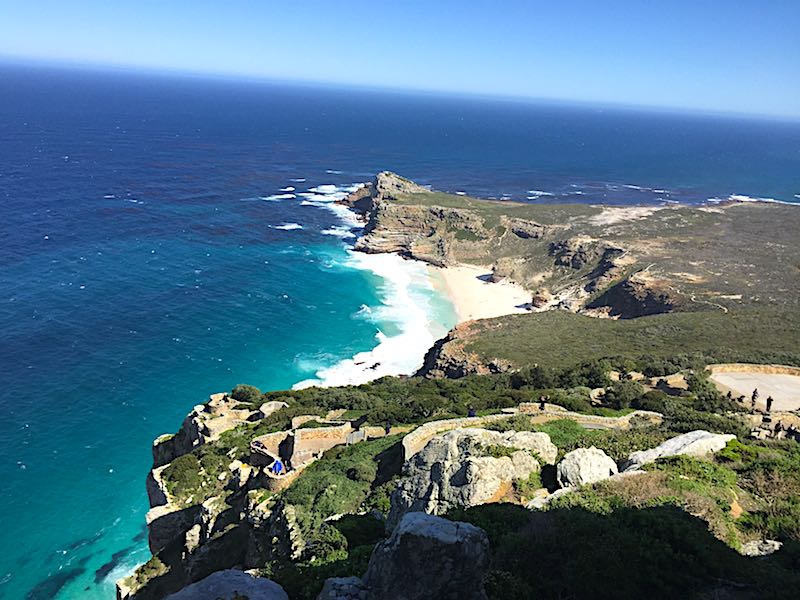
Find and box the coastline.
[292,182,531,389]
[431,263,531,323]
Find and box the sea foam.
[293,251,450,389]
[272,223,304,230]
[292,182,455,389]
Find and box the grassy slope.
[464,308,800,371]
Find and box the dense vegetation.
[155,350,800,599]
[446,435,800,599]
[259,436,403,599]
[450,502,800,600]
[464,308,800,372]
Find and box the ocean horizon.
[1,64,799,599]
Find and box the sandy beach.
[431,263,531,323]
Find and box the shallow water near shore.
[0,64,799,599]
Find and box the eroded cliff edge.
[338,172,800,377]
[118,173,800,599]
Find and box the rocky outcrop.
[504,216,548,239]
[621,430,736,471]
[165,570,288,600]
[586,270,681,318]
[152,393,265,468]
[740,539,782,557]
[416,323,514,379]
[550,238,599,270]
[318,512,489,600]
[583,244,629,293]
[387,428,551,528]
[354,202,482,266]
[556,447,618,488]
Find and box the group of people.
[773,420,800,441]
[735,388,778,414]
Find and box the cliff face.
[343,173,800,379]
[121,173,800,598]
[416,322,514,378]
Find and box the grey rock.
[526,487,575,510]
[622,430,736,471]
[387,429,546,528]
[317,576,369,600]
[319,512,488,600]
[165,569,288,600]
[740,539,782,557]
[556,447,618,488]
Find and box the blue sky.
[1,0,798,118]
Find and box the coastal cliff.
[119,173,800,599]
[342,173,800,323]
[340,173,800,377]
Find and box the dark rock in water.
[26,567,85,600]
[132,524,148,543]
[318,512,489,600]
[94,548,131,583]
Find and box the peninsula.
[118,173,800,600]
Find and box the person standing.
[766,396,774,413]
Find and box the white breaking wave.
[272,223,304,230]
[279,186,296,192]
[260,193,296,201]
[321,225,356,238]
[290,178,306,182]
[293,252,449,389]
[527,190,555,196]
[291,181,455,389]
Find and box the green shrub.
[160,453,203,503]
[331,514,385,548]
[716,439,759,465]
[604,379,645,410]
[230,384,263,404]
[513,471,543,499]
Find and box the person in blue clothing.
[271,458,284,475]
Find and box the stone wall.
[518,404,662,429]
[401,409,663,461]
[250,431,292,467]
[292,423,353,465]
[401,414,515,460]
[707,363,800,377]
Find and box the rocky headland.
[118,173,800,599]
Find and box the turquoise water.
[1,64,798,599]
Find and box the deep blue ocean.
[1,63,798,600]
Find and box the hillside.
[344,172,800,318]
[117,173,800,600]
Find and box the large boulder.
[621,430,736,471]
[165,569,288,600]
[503,431,558,464]
[318,512,489,600]
[387,429,547,528]
[556,447,618,488]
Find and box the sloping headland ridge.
[118,173,800,600]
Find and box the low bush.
[229,383,263,405]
